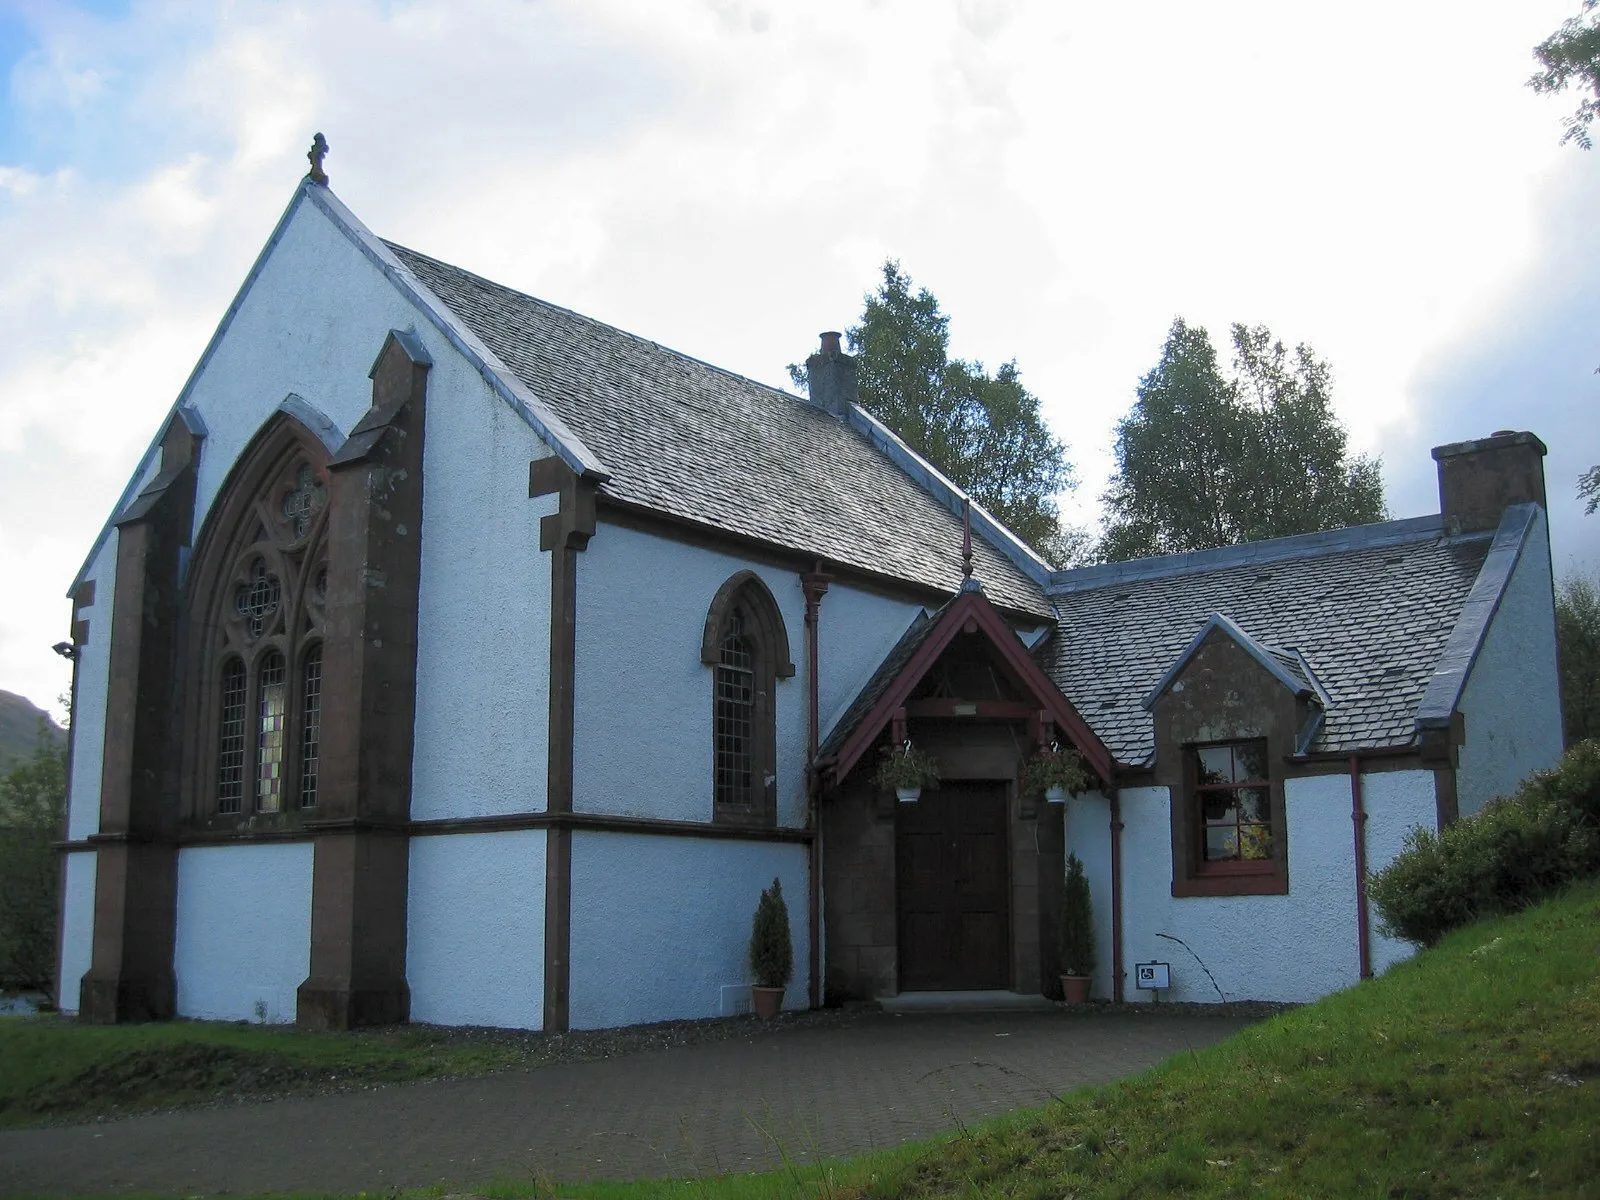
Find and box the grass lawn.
[547,878,1600,1199]
[0,1018,533,1128]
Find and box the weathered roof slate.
[1042,520,1495,764]
[387,244,1052,618]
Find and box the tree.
[1529,0,1600,149]
[1099,318,1385,562]
[0,725,67,997]
[1579,463,1599,515]
[1556,572,1600,745]
[792,261,1079,562]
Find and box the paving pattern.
[0,1011,1255,1197]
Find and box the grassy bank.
[0,1019,532,1127]
[552,878,1600,1199]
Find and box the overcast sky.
[2,0,1597,718]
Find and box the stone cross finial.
[307,133,330,185]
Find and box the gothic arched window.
[702,572,793,826]
[185,416,331,823]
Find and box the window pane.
[1234,742,1269,781]
[715,614,755,808]
[1196,745,1233,785]
[256,650,287,813]
[1236,786,1271,823]
[1202,794,1237,825]
[217,659,247,814]
[1204,826,1239,861]
[1241,825,1275,861]
[299,645,322,808]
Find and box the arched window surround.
[703,571,792,827]
[180,412,332,827]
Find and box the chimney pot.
[819,330,842,356]
[1430,430,1548,535]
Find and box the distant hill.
[0,691,66,772]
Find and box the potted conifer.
[873,740,941,803]
[749,877,793,1019]
[1020,745,1092,804]
[1059,853,1096,1004]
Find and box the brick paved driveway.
[0,1011,1254,1197]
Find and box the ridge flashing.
[1047,514,1454,597]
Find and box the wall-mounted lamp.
[52,641,78,661]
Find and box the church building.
[54,157,1564,1030]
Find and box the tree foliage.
[792,261,1078,562]
[1557,572,1600,745]
[0,727,66,996]
[1530,0,1600,149]
[1098,318,1385,562]
[1579,462,1600,515]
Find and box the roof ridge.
[385,240,810,411]
[1046,513,1464,597]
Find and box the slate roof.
[1041,519,1496,765]
[387,244,1052,619]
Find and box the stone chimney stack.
[1431,430,1548,535]
[805,330,858,417]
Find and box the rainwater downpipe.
[802,571,829,1010]
[1349,754,1373,980]
[1109,785,1125,1003]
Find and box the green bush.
[0,731,66,995]
[748,877,793,989]
[1370,739,1600,947]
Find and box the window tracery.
[187,423,332,824]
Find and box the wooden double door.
[895,781,1011,991]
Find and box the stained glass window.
[256,650,287,813]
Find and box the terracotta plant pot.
[1060,974,1092,1004]
[751,985,785,1019]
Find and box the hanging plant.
[1020,745,1093,802]
[873,740,942,800]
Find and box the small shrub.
[1370,738,1600,946]
[1059,854,1096,976]
[749,877,793,989]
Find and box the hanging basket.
[1044,785,1069,805]
[896,786,922,804]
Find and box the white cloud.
[0,0,1595,713]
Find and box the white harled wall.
[55,852,97,1013]
[174,843,313,1022]
[571,521,924,825]
[62,192,564,1020]
[407,831,546,1028]
[568,831,809,1029]
[1068,770,1436,1004]
[1455,517,1564,818]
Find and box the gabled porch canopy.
[816,584,1117,790]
